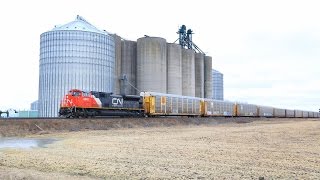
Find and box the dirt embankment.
[0,117,271,137]
[0,119,319,179]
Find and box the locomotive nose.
[61,95,71,107]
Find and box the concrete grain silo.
[194,53,204,97]
[38,15,115,117]
[204,56,213,98]
[167,43,182,95]
[121,40,137,95]
[137,37,167,93]
[112,34,122,95]
[181,49,195,97]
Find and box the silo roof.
[52,15,109,34]
[212,69,222,74]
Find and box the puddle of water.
[0,138,57,149]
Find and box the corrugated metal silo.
[38,15,115,117]
[121,40,137,95]
[194,53,204,97]
[30,100,38,111]
[167,43,182,95]
[112,34,122,95]
[212,69,224,100]
[137,37,167,93]
[181,49,195,97]
[204,56,213,98]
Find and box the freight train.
[59,89,320,118]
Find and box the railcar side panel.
[203,99,234,116]
[285,109,295,118]
[273,108,286,118]
[302,111,309,118]
[141,92,202,116]
[258,106,274,117]
[294,110,303,118]
[235,103,258,117]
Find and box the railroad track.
[0,116,149,121]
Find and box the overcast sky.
[0,0,319,111]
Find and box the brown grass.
[0,117,252,137]
[0,118,319,179]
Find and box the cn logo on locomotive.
[112,98,123,107]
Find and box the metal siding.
[258,106,274,117]
[302,111,308,118]
[236,103,258,116]
[212,69,224,100]
[39,30,114,117]
[286,109,295,117]
[142,92,201,116]
[205,99,234,116]
[294,110,303,118]
[18,111,38,118]
[274,108,286,117]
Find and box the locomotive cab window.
[72,91,81,96]
[83,92,89,97]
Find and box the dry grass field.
[0,118,320,179]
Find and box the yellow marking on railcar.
[233,104,237,116]
[200,100,206,116]
[149,96,155,114]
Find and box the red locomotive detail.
[60,89,100,109]
[59,89,143,118]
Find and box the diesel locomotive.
[59,89,143,118]
[59,89,320,118]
